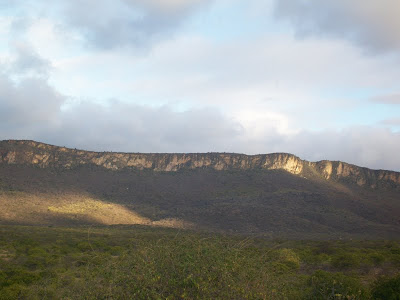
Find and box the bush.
[308,270,368,299]
[0,284,29,300]
[277,248,301,270]
[331,252,360,270]
[371,274,400,300]
[368,252,385,265]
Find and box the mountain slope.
[0,140,399,238]
[1,140,399,188]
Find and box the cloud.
[0,0,15,8]
[0,75,64,128]
[1,76,400,171]
[371,93,400,105]
[276,127,400,171]
[51,31,400,117]
[9,42,52,77]
[58,0,212,49]
[274,0,400,53]
[0,64,243,151]
[0,42,62,134]
[42,101,243,152]
[381,118,400,126]
[0,0,212,50]
[0,47,242,152]
[0,1,399,172]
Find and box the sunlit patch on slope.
[0,191,192,229]
[47,198,151,225]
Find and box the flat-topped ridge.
[1,139,399,188]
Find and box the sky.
[0,0,400,171]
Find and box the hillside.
[0,140,399,238]
[1,140,399,188]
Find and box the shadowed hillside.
[0,140,399,238]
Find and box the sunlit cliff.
[1,140,399,188]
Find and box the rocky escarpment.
[1,140,399,188]
[311,160,400,188]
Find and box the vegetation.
[0,225,399,299]
[371,274,400,300]
[1,165,400,239]
[1,147,400,298]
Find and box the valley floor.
[0,225,400,299]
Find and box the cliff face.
[310,160,400,187]
[1,140,399,188]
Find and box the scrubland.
[1,225,400,299]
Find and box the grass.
[0,225,399,299]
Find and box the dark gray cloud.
[274,0,400,53]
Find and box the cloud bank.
[1,67,399,171]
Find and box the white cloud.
[1,66,400,171]
[232,110,296,138]
[0,0,399,172]
[47,31,400,132]
[276,127,400,171]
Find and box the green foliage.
[0,284,29,300]
[308,270,369,299]
[368,252,386,265]
[2,163,400,239]
[331,252,361,270]
[372,274,400,300]
[277,248,301,270]
[0,225,400,299]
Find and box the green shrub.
[1,268,41,287]
[270,262,292,274]
[2,225,400,299]
[277,248,301,270]
[0,284,29,300]
[331,252,360,270]
[76,241,92,252]
[368,252,385,265]
[308,270,368,299]
[371,274,400,300]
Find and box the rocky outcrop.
[311,160,400,187]
[1,140,399,188]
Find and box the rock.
[1,139,399,188]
